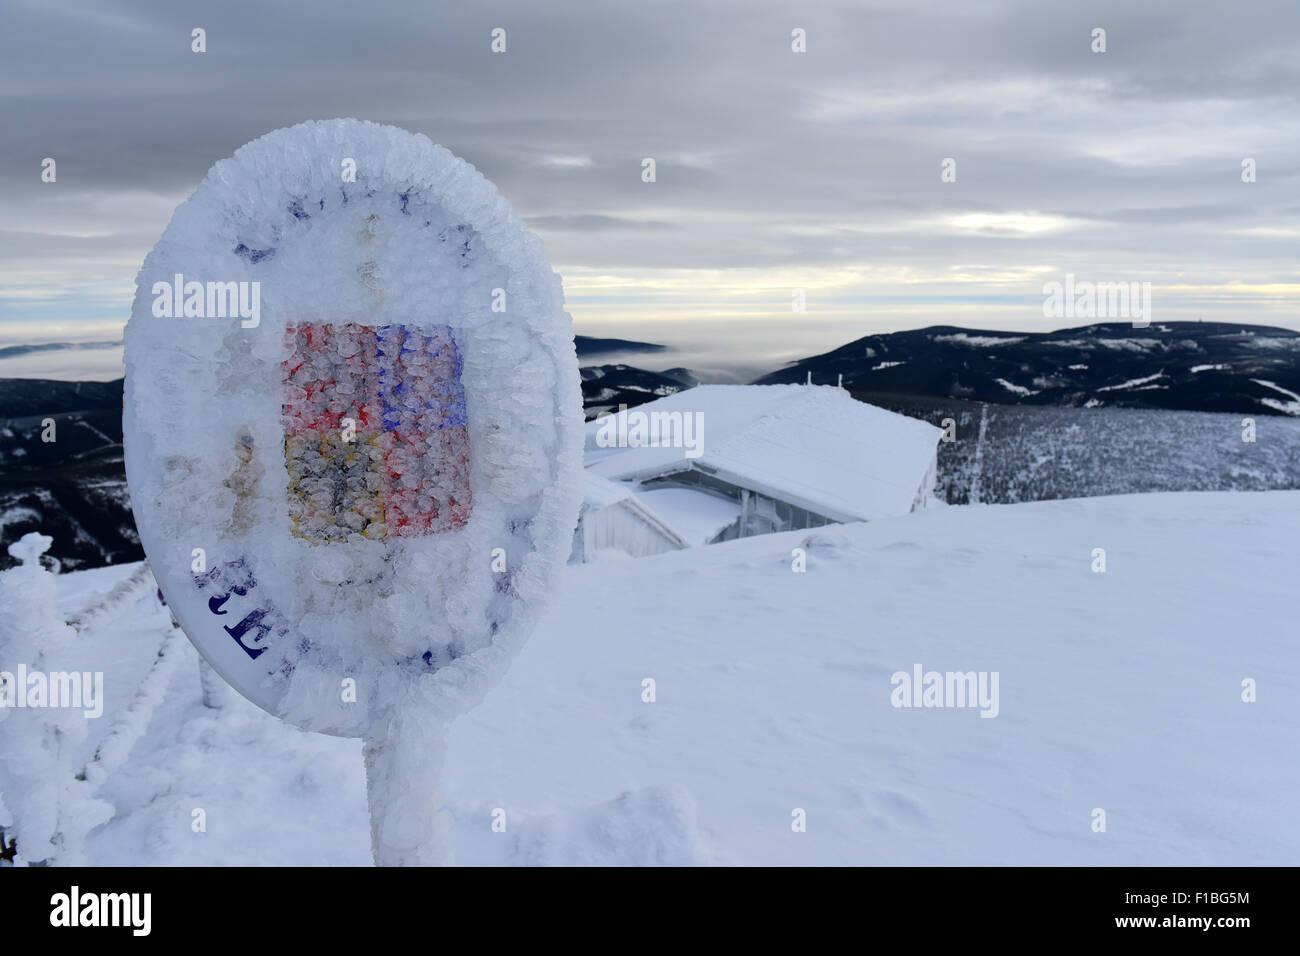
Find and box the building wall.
[572,500,684,562]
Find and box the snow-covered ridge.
[1097,371,1166,392]
[1252,379,1300,416]
[931,334,1027,347]
[995,378,1038,396]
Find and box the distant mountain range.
[754,321,1300,416]
[581,365,697,419]
[3,320,1298,570]
[573,335,667,357]
[0,378,136,571]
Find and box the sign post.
[123,119,583,865]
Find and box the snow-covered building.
[571,473,689,563]
[573,384,941,559]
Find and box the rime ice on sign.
[282,322,471,543]
[126,119,585,865]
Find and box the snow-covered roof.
[633,488,741,545]
[582,472,636,509]
[582,475,742,547]
[584,385,941,522]
[580,472,690,550]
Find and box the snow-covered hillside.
[37,492,1300,865]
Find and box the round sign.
[123,119,583,740]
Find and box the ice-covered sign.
[123,119,583,864]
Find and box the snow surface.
[586,385,941,523]
[49,491,1300,866]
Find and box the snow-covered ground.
[39,491,1300,865]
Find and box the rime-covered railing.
[0,537,182,866]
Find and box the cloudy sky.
[2,0,1297,380]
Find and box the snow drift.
[46,491,1300,866]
